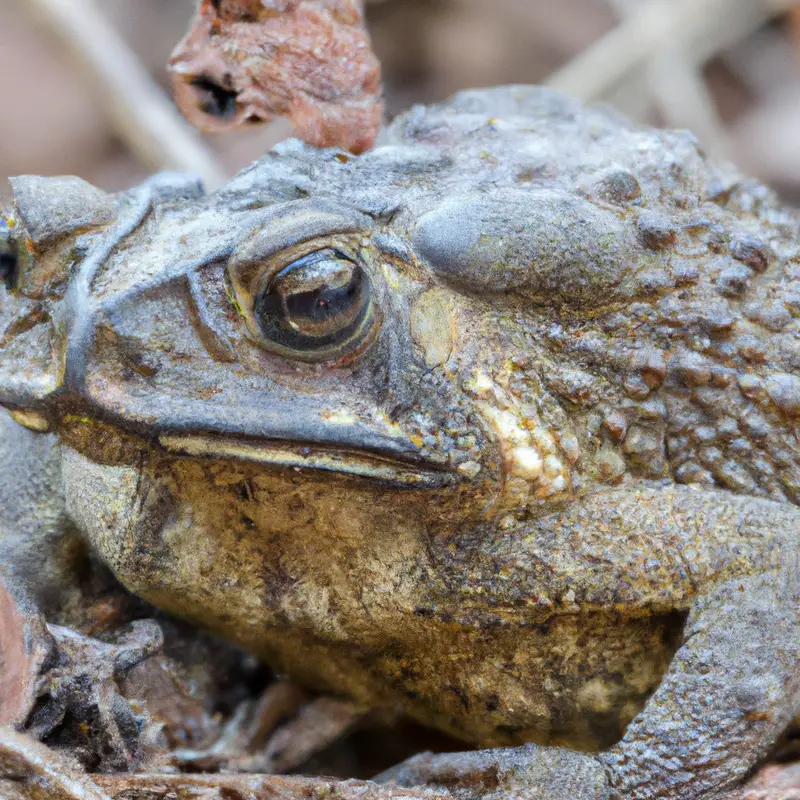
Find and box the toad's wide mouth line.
[158,434,456,488]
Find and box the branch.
[21,0,226,190]
[94,773,452,800]
[0,727,453,800]
[0,728,112,800]
[545,0,798,102]
[607,0,731,158]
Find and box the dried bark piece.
[169,0,383,154]
[26,619,266,774]
[739,762,800,799]
[27,621,166,774]
[93,772,453,800]
[171,679,384,775]
[0,579,54,728]
[0,728,111,800]
[171,679,310,771]
[254,695,367,774]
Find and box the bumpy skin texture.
[1,87,800,799]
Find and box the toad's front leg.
[381,488,800,800]
[600,562,800,799]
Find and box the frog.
[1,85,799,800]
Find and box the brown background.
[0,0,799,203]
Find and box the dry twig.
[0,727,453,800]
[607,0,730,157]
[546,0,798,102]
[21,0,226,189]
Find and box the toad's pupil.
[260,251,366,341]
[279,261,361,335]
[283,270,359,326]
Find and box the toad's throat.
[158,433,455,488]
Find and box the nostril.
[188,76,239,120]
[0,219,18,291]
[0,252,17,290]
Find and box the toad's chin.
[59,442,448,659]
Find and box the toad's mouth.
[158,433,456,488]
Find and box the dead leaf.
[169,0,383,154]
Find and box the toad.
[1,87,799,799]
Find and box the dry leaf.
[169,0,383,153]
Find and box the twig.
[608,0,731,158]
[545,0,798,102]
[0,727,452,800]
[93,773,452,800]
[0,728,112,800]
[21,0,226,190]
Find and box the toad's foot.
[173,680,373,774]
[377,745,610,800]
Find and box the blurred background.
[1,0,799,204]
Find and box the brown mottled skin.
[1,87,799,799]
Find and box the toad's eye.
[253,249,375,361]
